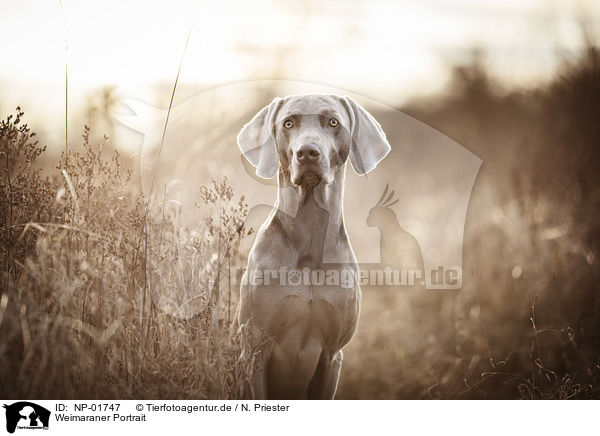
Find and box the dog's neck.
[275,165,348,265]
[277,165,345,223]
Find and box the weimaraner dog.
[237,94,390,399]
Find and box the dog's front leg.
[307,350,343,399]
[322,350,343,399]
[251,341,273,400]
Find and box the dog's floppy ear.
[237,97,283,179]
[342,96,391,175]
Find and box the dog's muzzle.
[293,143,324,187]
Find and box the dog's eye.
[283,119,293,129]
[329,118,339,127]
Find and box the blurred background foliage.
[339,46,600,399]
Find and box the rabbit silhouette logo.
[3,402,50,434]
[367,184,425,274]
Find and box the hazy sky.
[0,0,597,140]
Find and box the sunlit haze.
[0,0,598,148]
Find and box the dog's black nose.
[296,144,321,162]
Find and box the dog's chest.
[255,283,360,348]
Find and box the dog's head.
[237,94,391,186]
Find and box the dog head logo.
[114,81,481,317]
[3,402,50,433]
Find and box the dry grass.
[0,117,257,399]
